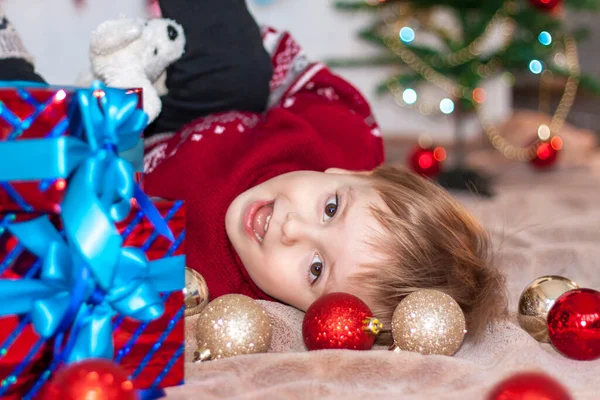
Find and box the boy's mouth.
[244,200,274,244]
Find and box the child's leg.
[0,10,46,83]
[145,0,273,136]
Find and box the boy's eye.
[323,194,339,221]
[309,254,324,284]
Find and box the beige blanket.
[167,116,600,399]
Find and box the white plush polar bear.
[80,16,186,123]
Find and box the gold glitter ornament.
[391,289,466,356]
[183,267,210,317]
[194,294,272,362]
[518,275,578,343]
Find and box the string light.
[538,31,552,46]
[388,82,445,116]
[383,34,462,97]
[402,88,418,104]
[418,135,433,149]
[379,4,579,162]
[399,27,415,43]
[384,23,579,161]
[387,1,516,69]
[439,98,455,114]
[539,70,553,114]
[554,53,567,68]
[529,60,544,74]
[501,72,516,87]
[475,35,579,161]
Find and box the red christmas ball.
[302,292,381,351]
[43,359,137,400]
[530,138,561,169]
[547,288,600,361]
[528,0,563,11]
[408,145,445,178]
[487,372,572,400]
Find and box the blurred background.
[4,0,598,148]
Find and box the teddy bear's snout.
[167,25,179,41]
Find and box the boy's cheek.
[251,258,289,293]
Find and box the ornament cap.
[193,346,213,363]
[363,317,383,335]
[302,292,378,350]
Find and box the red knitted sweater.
[143,29,385,301]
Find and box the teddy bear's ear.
[90,17,145,56]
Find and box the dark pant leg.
[145,0,273,136]
[0,57,46,83]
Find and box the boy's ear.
[325,168,371,176]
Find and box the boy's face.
[225,168,386,311]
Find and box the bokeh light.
[529,60,543,74]
[551,136,563,150]
[399,27,415,44]
[502,72,515,87]
[402,88,418,104]
[537,124,551,141]
[538,31,552,46]
[439,98,455,114]
[433,147,447,162]
[418,152,434,170]
[536,142,552,160]
[472,88,486,103]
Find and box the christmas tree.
[331,0,600,196]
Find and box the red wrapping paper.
[0,86,143,214]
[112,198,186,390]
[0,198,185,398]
[0,213,55,400]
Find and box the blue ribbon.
[0,81,174,241]
[0,81,184,363]
[0,80,144,170]
[0,216,184,362]
[0,80,49,88]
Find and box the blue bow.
[0,81,184,362]
[0,81,174,242]
[0,80,144,173]
[0,216,184,362]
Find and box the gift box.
[0,82,145,214]
[0,197,186,399]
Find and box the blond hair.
[354,165,508,345]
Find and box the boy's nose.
[281,213,315,246]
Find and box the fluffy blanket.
[151,23,600,400]
[165,119,600,399]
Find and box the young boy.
[0,1,506,345]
